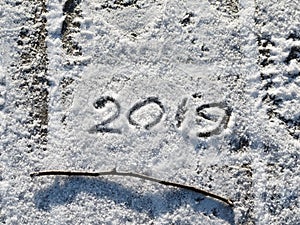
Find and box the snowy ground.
[0,0,299,224]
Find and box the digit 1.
[175,97,188,128]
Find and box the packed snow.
[0,0,299,224]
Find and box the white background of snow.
[0,0,299,224]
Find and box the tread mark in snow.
[180,12,194,26]
[100,0,139,10]
[284,46,300,65]
[0,75,5,111]
[61,0,82,58]
[192,92,202,99]
[208,0,239,18]
[59,0,85,122]
[195,163,254,224]
[16,0,49,151]
[256,6,300,139]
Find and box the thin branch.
[30,168,234,207]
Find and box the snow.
[0,0,299,224]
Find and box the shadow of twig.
[33,177,234,224]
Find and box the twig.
[30,168,234,207]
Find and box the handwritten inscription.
[89,95,231,137]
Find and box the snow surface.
[0,0,299,224]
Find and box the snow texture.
[0,0,299,224]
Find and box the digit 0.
[128,97,165,130]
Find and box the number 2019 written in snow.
[88,95,232,138]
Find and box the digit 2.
[89,96,121,134]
